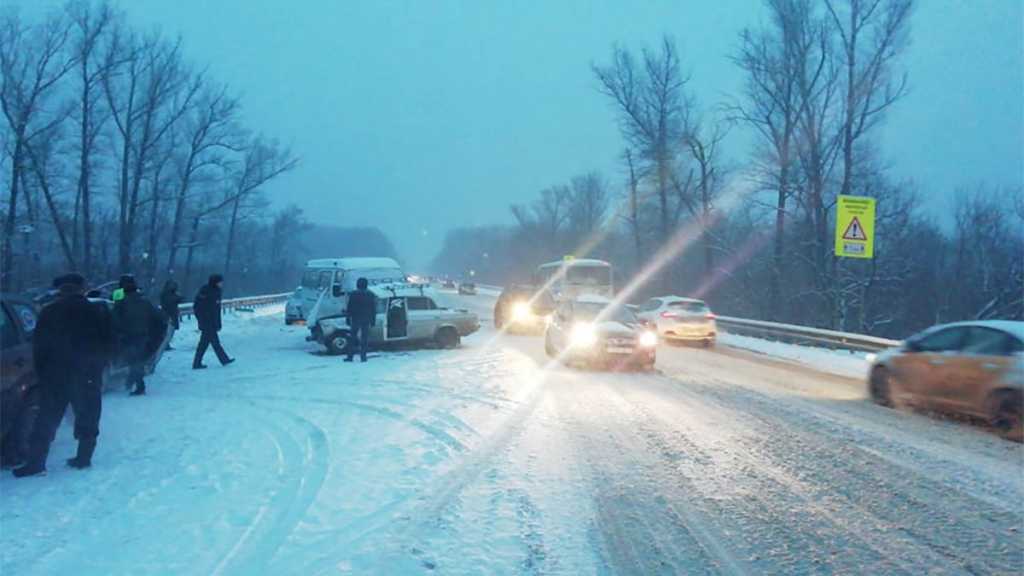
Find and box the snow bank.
[719,332,871,379]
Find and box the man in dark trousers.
[193,274,234,369]
[113,275,166,396]
[13,273,114,477]
[345,277,377,363]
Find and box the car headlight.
[511,301,532,322]
[639,331,658,348]
[570,323,598,348]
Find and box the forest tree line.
[0,0,315,297]
[431,0,1023,339]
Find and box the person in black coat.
[344,277,377,362]
[113,275,166,396]
[13,273,115,477]
[160,279,183,330]
[159,279,183,350]
[192,274,234,369]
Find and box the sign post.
[834,195,875,259]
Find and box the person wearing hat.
[192,273,234,369]
[13,273,115,477]
[112,274,166,396]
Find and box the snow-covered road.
[2,293,1021,575]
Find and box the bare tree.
[684,115,729,276]
[0,8,76,289]
[66,0,117,276]
[567,172,609,242]
[733,0,818,319]
[825,0,913,200]
[594,37,692,289]
[103,27,201,272]
[165,83,240,278]
[221,137,297,277]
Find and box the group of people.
[12,273,234,478]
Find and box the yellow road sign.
[835,195,875,259]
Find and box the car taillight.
[660,311,678,318]
[706,313,716,320]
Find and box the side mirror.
[332,285,345,298]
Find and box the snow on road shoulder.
[719,332,871,380]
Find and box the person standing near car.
[192,274,234,369]
[13,273,114,477]
[160,279,183,349]
[344,277,377,363]
[113,275,166,396]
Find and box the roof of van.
[306,257,401,270]
[538,258,610,269]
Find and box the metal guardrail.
[716,315,901,353]
[179,292,291,319]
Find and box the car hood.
[593,321,640,338]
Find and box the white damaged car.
[310,283,480,355]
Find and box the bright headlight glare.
[570,323,598,348]
[639,331,658,348]
[511,301,532,321]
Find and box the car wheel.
[702,338,715,348]
[869,367,893,407]
[989,389,1023,441]
[325,332,350,356]
[436,327,460,349]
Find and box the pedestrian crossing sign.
[835,195,875,259]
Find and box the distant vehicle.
[285,287,304,325]
[636,296,717,347]
[1,294,39,467]
[442,279,457,290]
[534,258,613,302]
[544,295,657,371]
[457,282,477,295]
[869,320,1024,441]
[494,285,553,334]
[311,283,480,355]
[299,258,405,326]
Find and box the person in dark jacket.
[344,277,377,362]
[113,275,166,396]
[192,274,234,369]
[13,273,115,477]
[160,279,183,350]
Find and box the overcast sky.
[21,0,1024,267]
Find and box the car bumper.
[663,322,717,341]
[569,345,656,369]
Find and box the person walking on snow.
[160,279,183,349]
[193,274,234,369]
[13,274,115,477]
[113,275,166,396]
[345,277,377,363]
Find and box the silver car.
[312,288,479,355]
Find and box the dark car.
[457,282,478,296]
[1,294,40,467]
[544,296,657,370]
[494,284,553,333]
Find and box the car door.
[890,326,968,406]
[1,302,34,404]
[943,327,1021,415]
[406,296,439,341]
[385,297,408,340]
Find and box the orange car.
[869,320,1023,440]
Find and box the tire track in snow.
[210,402,329,576]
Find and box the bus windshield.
[566,265,611,286]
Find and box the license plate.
[607,346,633,354]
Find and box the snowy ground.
[2,293,1021,575]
